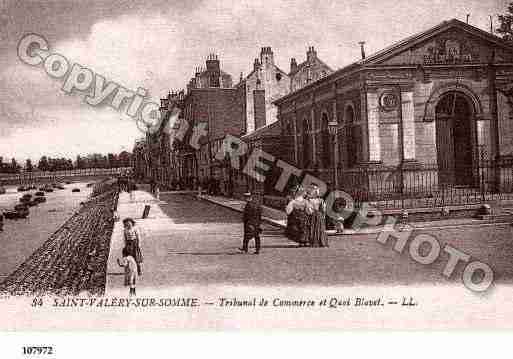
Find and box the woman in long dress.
[123,218,144,275]
[306,184,328,248]
[285,186,308,247]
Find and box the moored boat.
[33,196,46,203]
[14,204,28,211]
[4,211,17,219]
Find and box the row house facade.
[243,46,333,134]
[274,19,513,201]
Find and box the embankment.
[0,180,119,296]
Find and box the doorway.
[435,91,475,186]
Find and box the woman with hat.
[285,185,308,247]
[306,184,328,247]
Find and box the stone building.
[186,54,233,91]
[244,47,290,133]
[274,19,513,201]
[184,84,247,188]
[180,55,247,188]
[289,46,333,92]
[131,139,147,180]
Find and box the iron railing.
[318,161,513,209]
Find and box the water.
[0,182,93,282]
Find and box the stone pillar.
[366,91,381,162]
[401,90,416,160]
[293,102,298,165]
[311,99,316,167]
[332,88,339,189]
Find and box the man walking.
[239,192,262,255]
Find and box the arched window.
[321,112,331,168]
[345,105,358,168]
[302,117,311,168]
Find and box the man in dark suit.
[239,192,262,254]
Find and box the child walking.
[122,218,144,276]
[117,247,138,296]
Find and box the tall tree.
[10,158,20,173]
[38,156,49,171]
[498,3,513,42]
[25,159,33,172]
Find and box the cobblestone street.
[106,191,513,293]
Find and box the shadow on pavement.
[158,194,241,224]
[172,251,241,256]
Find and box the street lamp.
[327,120,339,189]
[328,120,343,233]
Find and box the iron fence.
[0,167,132,185]
[326,161,513,209]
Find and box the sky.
[0,0,509,162]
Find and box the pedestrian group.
[239,183,329,255]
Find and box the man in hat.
[239,192,262,254]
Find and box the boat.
[28,200,38,207]
[43,185,53,193]
[65,181,72,185]
[35,191,45,197]
[20,195,32,204]
[14,204,28,211]
[4,211,17,219]
[72,188,81,193]
[33,196,46,203]
[17,186,27,192]
[16,207,29,218]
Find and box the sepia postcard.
[2,1,513,347]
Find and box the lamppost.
[328,120,343,233]
[327,120,339,189]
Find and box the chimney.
[253,58,260,72]
[206,54,220,87]
[290,58,298,73]
[253,89,266,130]
[206,53,220,72]
[260,46,274,66]
[359,42,366,60]
[306,46,317,62]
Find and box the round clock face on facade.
[380,92,399,111]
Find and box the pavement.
[197,193,513,235]
[105,189,513,296]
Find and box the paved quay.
[197,194,513,235]
[105,190,513,296]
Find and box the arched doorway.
[435,91,476,186]
[320,113,331,168]
[345,105,358,168]
[302,117,311,168]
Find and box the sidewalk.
[198,194,513,235]
[105,189,173,295]
[198,194,287,228]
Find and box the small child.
[122,218,143,276]
[117,247,138,296]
